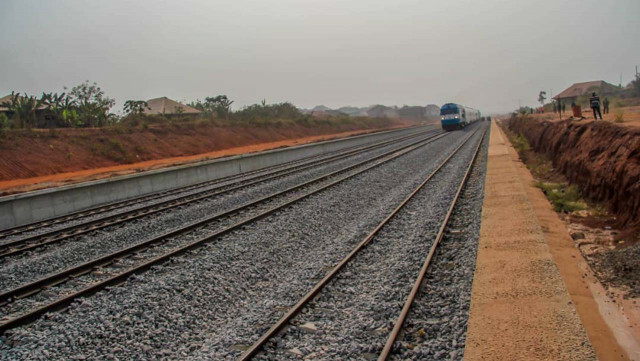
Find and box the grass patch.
[501,121,593,215]
[509,133,530,154]
[535,182,588,213]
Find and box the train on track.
[440,103,482,131]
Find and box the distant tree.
[233,101,302,121]
[123,100,150,115]
[66,81,115,127]
[187,95,233,119]
[630,73,640,97]
[204,95,234,119]
[538,91,547,107]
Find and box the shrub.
[614,110,624,123]
[535,182,587,213]
[66,81,116,127]
[0,113,10,132]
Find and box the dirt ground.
[0,120,419,195]
[531,105,640,128]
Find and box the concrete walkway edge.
[463,121,598,360]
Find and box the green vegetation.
[123,100,150,116]
[509,132,530,153]
[0,113,9,138]
[631,72,640,97]
[66,81,116,127]
[1,81,115,129]
[188,95,233,118]
[534,182,587,213]
[2,87,390,133]
[502,118,593,215]
[2,92,42,128]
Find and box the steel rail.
[0,132,444,305]
[0,126,430,239]
[237,128,481,361]
[377,127,487,361]
[0,129,437,258]
[0,131,449,334]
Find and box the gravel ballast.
[389,125,489,361]
[0,126,431,246]
[0,129,437,292]
[0,124,487,360]
[250,127,487,360]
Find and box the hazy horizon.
[2,0,639,114]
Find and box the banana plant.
[41,92,77,127]
[1,92,42,128]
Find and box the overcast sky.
[2,0,639,114]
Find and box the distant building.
[0,94,11,113]
[0,94,55,127]
[553,80,619,105]
[143,97,201,117]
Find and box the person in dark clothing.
[562,103,566,113]
[590,92,602,120]
[553,102,557,113]
[603,97,610,114]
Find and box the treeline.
[1,81,116,130]
[1,82,369,132]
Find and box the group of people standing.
[553,93,610,120]
[589,92,610,120]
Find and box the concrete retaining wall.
[0,126,425,230]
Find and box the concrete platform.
[464,121,606,360]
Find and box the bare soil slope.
[505,116,640,226]
[0,119,411,185]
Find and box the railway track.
[0,129,451,335]
[0,127,437,259]
[0,126,429,241]
[237,126,486,360]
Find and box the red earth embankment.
[0,118,417,193]
[504,116,640,226]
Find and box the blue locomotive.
[440,103,481,131]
